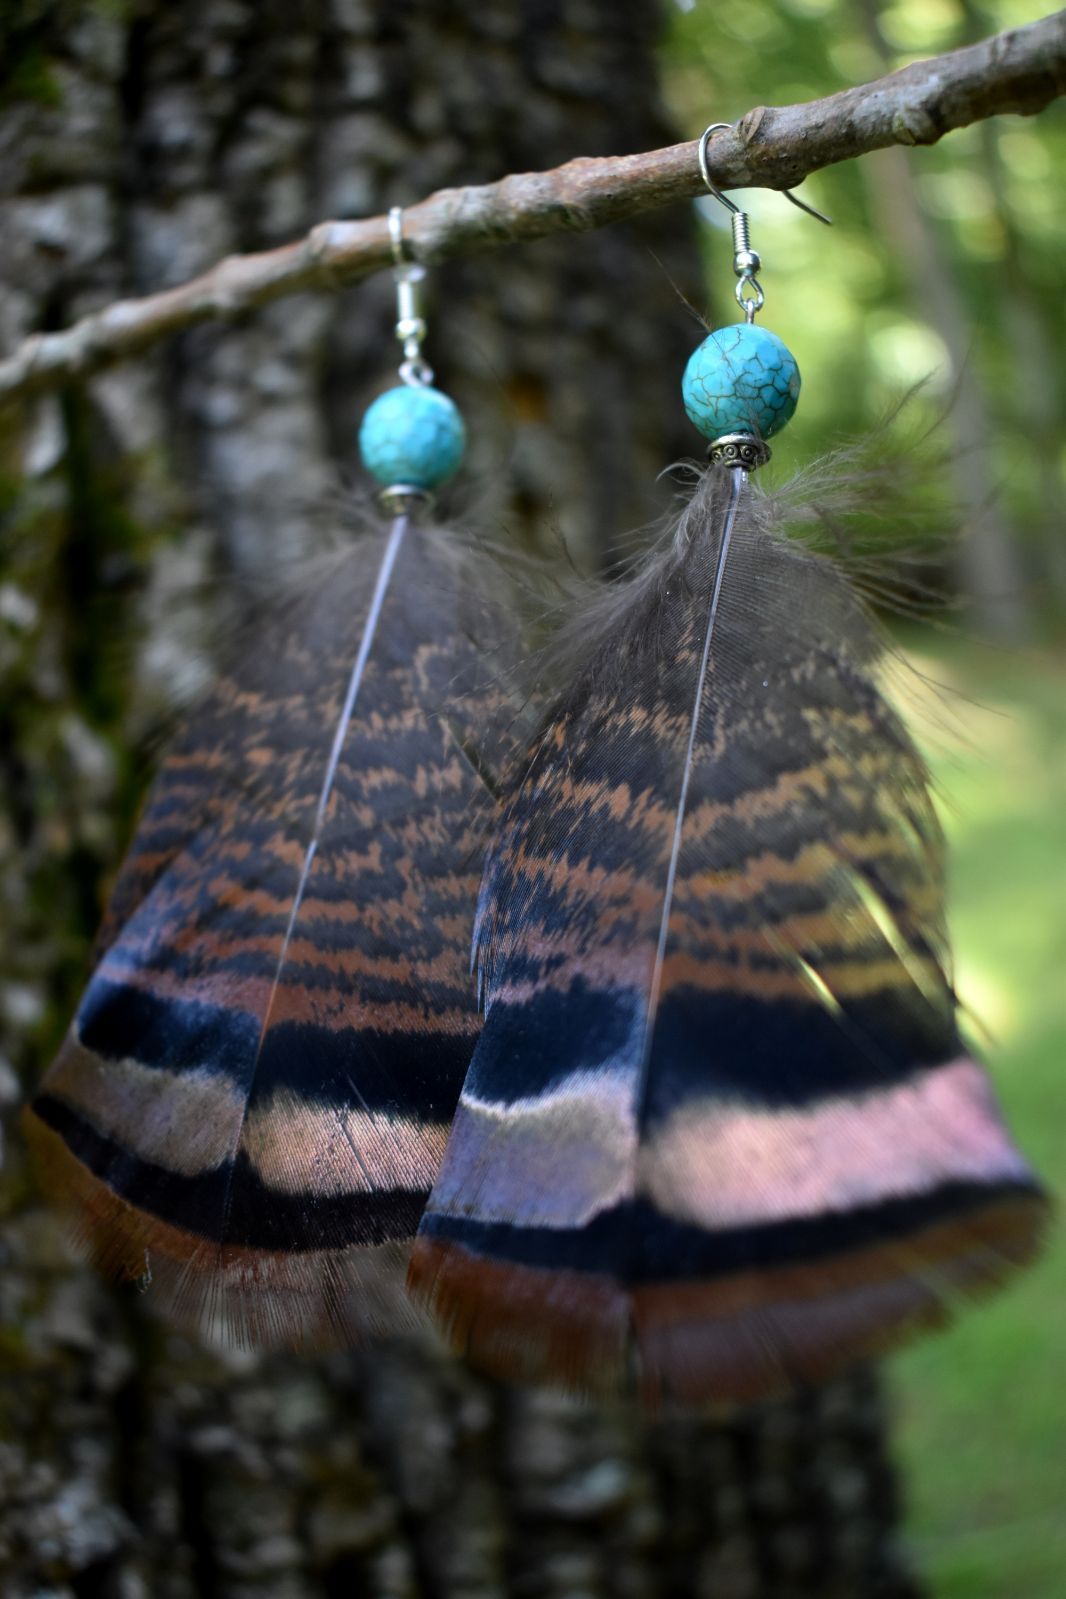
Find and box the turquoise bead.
[358,384,466,491]
[681,323,800,443]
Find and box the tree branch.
[2,11,1063,406]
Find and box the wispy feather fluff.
[410,461,1046,1405]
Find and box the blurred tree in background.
[0,0,1062,1594]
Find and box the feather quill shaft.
[215,511,410,1257]
[641,467,742,1084]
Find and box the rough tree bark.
[0,4,921,1595]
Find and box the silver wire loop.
[735,276,765,321]
[399,355,433,386]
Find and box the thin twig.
[1,11,1063,405]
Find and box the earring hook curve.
[697,124,832,225]
[388,205,415,266]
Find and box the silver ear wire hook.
[697,124,833,226]
[698,124,741,215]
[697,123,831,321]
[388,204,412,266]
[387,206,432,386]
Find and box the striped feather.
[409,465,1047,1404]
[24,514,516,1345]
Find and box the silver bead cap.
[379,484,434,516]
[707,432,772,471]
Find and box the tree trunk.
[0,4,922,1594]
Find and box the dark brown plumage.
[24,459,1045,1398]
[410,465,1046,1404]
[24,513,520,1345]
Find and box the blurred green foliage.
[661,0,1065,634]
[661,6,1065,1592]
[895,642,1066,1597]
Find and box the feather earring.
[409,134,1048,1404]
[23,210,515,1346]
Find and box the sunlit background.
[662,2,1065,1592]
